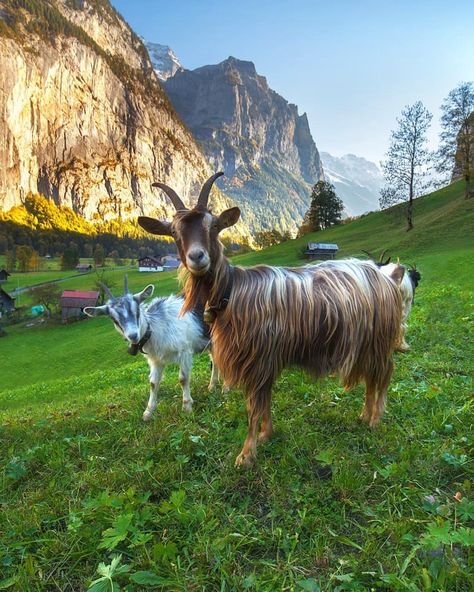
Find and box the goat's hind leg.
[257,396,273,444]
[235,387,271,468]
[143,363,163,421]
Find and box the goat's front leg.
[143,363,163,421]
[179,352,194,413]
[208,353,219,391]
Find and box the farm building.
[0,287,15,315]
[138,256,163,272]
[0,269,11,283]
[76,263,93,272]
[161,255,180,270]
[60,290,99,323]
[305,242,339,260]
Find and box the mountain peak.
[145,41,183,80]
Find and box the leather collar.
[204,266,234,324]
[127,324,152,356]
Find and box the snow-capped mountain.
[320,152,383,216]
[145,41,183,80]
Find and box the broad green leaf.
[129,571,164,585]
[297,578,321,591]
[0,577,18,590]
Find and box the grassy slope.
[0,181,473,591]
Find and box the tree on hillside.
[380,101,432,231]
[61,246,79,270]
[16,245,35,272]
[5,249,16,272]
[299,181,344,235]
[254,229,293,250]
[436,82,474,199]
[30,284,62,317]
[93,244,105,267]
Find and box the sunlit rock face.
[0,0,250,240]
[164,56,325,234]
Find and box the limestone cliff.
[0,0,249,239]
[164,57,324,234]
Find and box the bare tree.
[380,101,432,231]
[437,82,474,199]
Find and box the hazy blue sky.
[112,0,473,164]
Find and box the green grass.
[1,182,473,591]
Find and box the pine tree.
[300,181,344,234]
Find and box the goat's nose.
[188,249,205,263]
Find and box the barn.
[138,256,163,272]
[76,263,93,272]
[0,288,15,315]
[60,290,99,323]
[305,242,339,260]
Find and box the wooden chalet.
[60,290,99,323]
[138,256,163,272]
[75,263,93,272]
[305,242,339,261]
[161,255,180,270]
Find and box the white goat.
[363,251,421,352]
[84,279,219,420]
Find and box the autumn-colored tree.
[16,245,34,272]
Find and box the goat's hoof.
[222,385,230,395]
[207,383,217,392]
[257,431,272,444]
[182,402,193,413]
[396,344,410,353]
[359,410,370,423]
[368,416,381,428]
[234,451,256,468]
[142,411,154,422]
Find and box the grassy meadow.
[0,181,473,591]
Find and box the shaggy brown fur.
[138,175,404,467]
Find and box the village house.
[0,287,15,315]
[60,290,99,323]
[75,263,93,272]
[138,256,163,272]
[0,269,11,283]
[161,254,180,270]
[304,242,339,261]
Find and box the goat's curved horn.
[197,172,224,209]
[361,249,375,260]
[379,249,390,264]
[124,274,129,294]
[99,281,114,300]
[152,182,186,211]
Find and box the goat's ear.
[390,264,405,286]
[138,216,173,237]
[217,207,240,232]
[84,305,109,317]
[134,284,154,303]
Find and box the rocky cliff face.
[164,57,324,234]
[0,0,249,239]
[320,152,383,215]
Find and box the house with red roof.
[60,290,99,323]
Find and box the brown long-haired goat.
[138,173,404,467]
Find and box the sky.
[112,0,474,164]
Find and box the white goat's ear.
[217,207,240,232]
[134,284,154,303]
[84,305,109,317]
[390,264,405,286]
[138,216,173,237]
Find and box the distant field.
[0,181,473,591]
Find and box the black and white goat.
[84,278,218,420]
[363,250,421,352]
